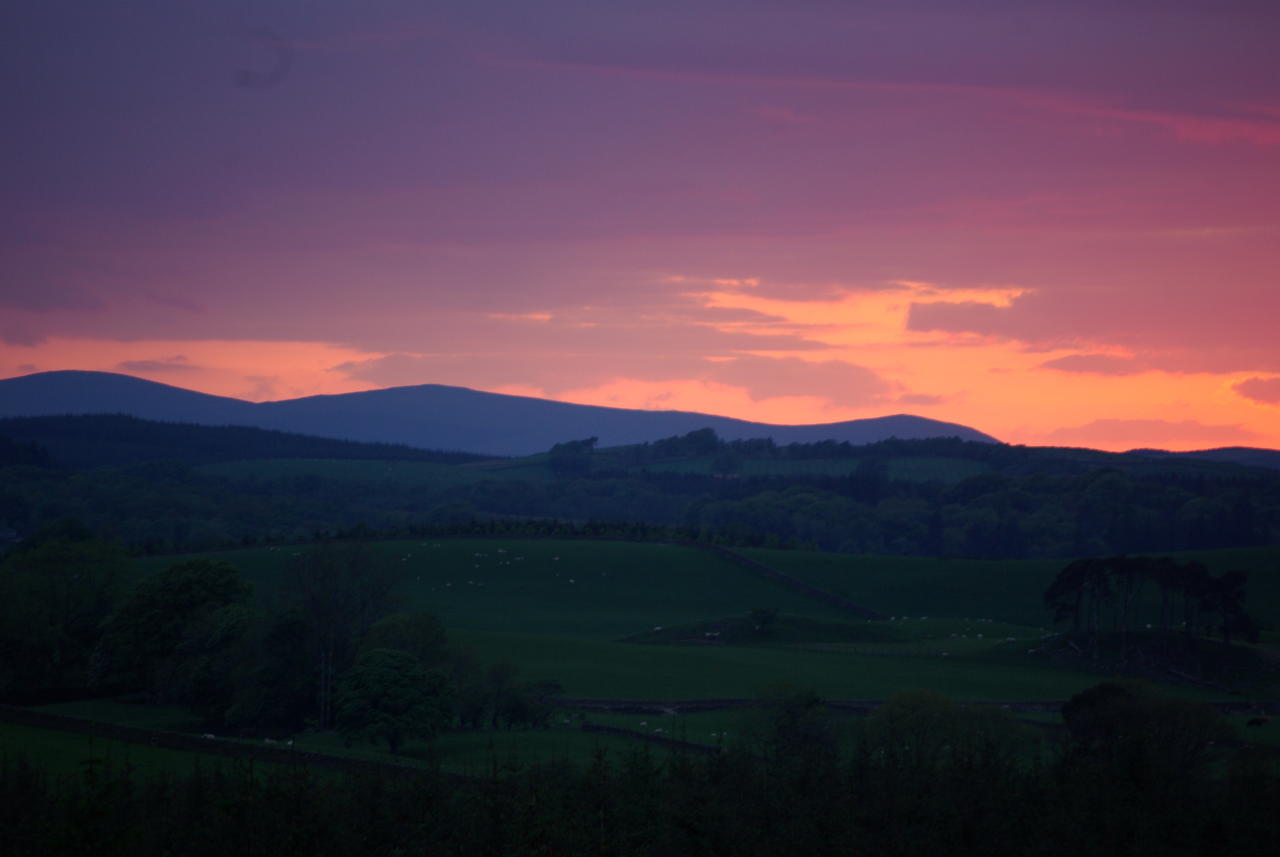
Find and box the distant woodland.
[1,417,1276,557]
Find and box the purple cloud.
[115,356,201,373]
[896,393,945,406]
[1234,376,1280,405]
[1040,354,1144,375]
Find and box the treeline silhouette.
[1,425,1278,556]
[3,684,1276,857]
[0,531,563,742]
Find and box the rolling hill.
[0,370,999,456]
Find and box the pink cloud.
[1234,377,1280,405]
[115,355,201,374]
[896,393,945,406]
[906,301,1010,336]
[1040,354,1144,375]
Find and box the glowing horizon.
[3,2,1279,452]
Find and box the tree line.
[1043,554,1261,680]
[3,683,1276,857]
[0,527,561,749]
[3,427,1277,558]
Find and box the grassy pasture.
[141,539,857,638]
[743,545,1280,631]
[449,628,1137,702]
[133,538,1278,707]
[0,721,239,778]
[20,702,642,775]
[34,700,200,732]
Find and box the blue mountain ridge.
[0,371,1002,457]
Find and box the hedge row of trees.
[0,529,560,749]
[1044,555,1260,662]
[3,433,1276,557]
[3,684,1275,857]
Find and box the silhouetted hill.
[0,370,254,424]
[0,414,489,469]
[0,371,999,455]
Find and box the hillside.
[0,414,490,469]
[0,370,998,455]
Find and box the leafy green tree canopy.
[335,648,454,754]
[359,610,449,669]
[0,525,128,697]
[93,559,250,691]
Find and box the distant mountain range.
[0,370,999,456]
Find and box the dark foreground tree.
[0,525,127,698]
[358,610,449,668]
[287,541,402,728]
[92,559,249,693]
[335,648,453,754]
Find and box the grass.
[740,550,1065,627]
[94,538,1278,774]
[132,538,1277,706]
[433,726,650,774]
[142,539,858,638]
[34,700,202,731]
[10,704,649,778]
[450,628,1151,702]
[0,721,241,778]
[742,545,1280,630]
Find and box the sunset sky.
[4,1,1280,450]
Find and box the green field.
[742,545,1280,630]
[141,539,858,638]
[51,537,1279,775]
[134,538,1280,703]
[0,721,239,778]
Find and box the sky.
[4,0,1280,450]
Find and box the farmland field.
[133,538,1280,703]
[742,545,1280,629]
[43,537,1279,776]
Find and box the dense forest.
[1,419,1277,557]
